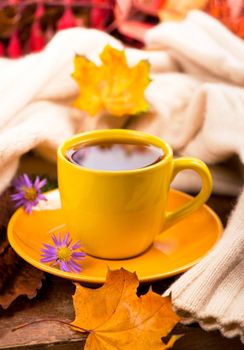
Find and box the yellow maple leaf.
[71,268,181,349]
[72,45,151,117]
[160,0,208,21]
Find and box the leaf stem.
[12,319,89,334]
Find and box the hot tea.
[66,142,164,171]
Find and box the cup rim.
[58,129,173,175]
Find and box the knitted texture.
[166,190,244,341]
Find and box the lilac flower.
[11,174,47,214]
[40,232,86,273]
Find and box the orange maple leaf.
[71,268,181,349]
[72,45,151,117]
[160,0,208,21]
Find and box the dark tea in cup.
[66,142,164,171]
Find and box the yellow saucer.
[8,189,223,284]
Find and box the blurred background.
[0,0,243,59]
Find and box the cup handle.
[163,157,212,231]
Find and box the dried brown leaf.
[0,249,44,309]
[0,248,20,292]
[72,268,181,349]
[0,188,15,253]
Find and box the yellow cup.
[58,129,212,259]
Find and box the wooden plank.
[1,275,243,350]
[173,326,244,350]
[0,276,85,349]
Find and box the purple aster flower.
[11,174,47,214]
[40,232,86,273]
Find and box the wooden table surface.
[0,155,243,350]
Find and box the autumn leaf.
[0,188,15,253]
[115,0,134,21]
[113,0,158,40]
[0,248,44,309]
[71,268,180,349]
[160,0,208,21]
[0,248,20,292]
[115,0,165,18]
[206,0,244,38]
[113,1,209,40]
[0,10,17,38]
[72,45,151,117]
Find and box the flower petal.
[72,251,86,259]
[69,259,82,273]
[24,203,33,214]
[41,256,56,263]
[38,178,47,188]
[23,174,32,188]
[52,234,61,248]
[42,244,57,251]
[40,249,57,257]
[13,199,26,206]
[60,260,70,272]
[38,194,47,201]
[11,193,24,200]
[63,232,70,246]
[34,176,40,188]
[72,240,81,250]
